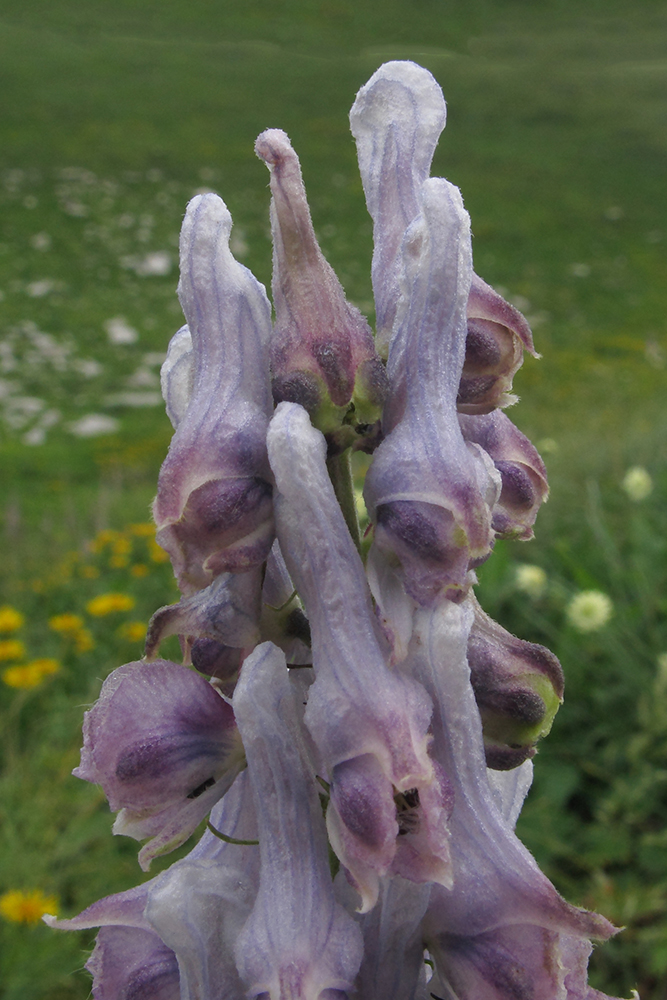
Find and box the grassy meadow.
[0,1,666,996]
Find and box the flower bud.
[457,274,538,414]
[459,410,548,540]
[255,128,387,441]
[467,599,563,770]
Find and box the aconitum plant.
[47,62,626,1000]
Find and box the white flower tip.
[254,128,294,168]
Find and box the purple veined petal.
[351,876,432,1000]
[468,596,564,771]
[161,324,194,429]
[425,924,627,1000]
[74,660,245,870]
[233,641,363,999]
[46,775,259,1000]
[267,402,450,910]
[409,599,616,980]
[45,883,181,1000]
[349,61,447,356]
[255,128,387,433]
[364,178,500,607]
[145,774,260,1000]
[458,273,538,414]
[87,926,181,1000]
[144,565,263,661]
[153,193,274,595]
[486,760,534,831]
[186,543,313,683]
[44,882,152,933]
[459,410,549,541]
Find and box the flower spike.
[153,192,274,595]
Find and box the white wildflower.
[621,466,652,502]
[566,591,613,633]
[515,564,547,599]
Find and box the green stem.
[206,821,259,846]
[326,450,361,554]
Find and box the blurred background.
[0,1,665,996]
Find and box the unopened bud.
[467,599,563,770]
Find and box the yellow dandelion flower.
[130,564,149,578]
[80,565,100,579]
[86,593,136,616]
[565,591,613,633]
[2,659,59,689]
[109,554,130,569]
[118,621,147,642]
[129,522,156,537]
[112,535,132,555]
[148,540,169,564]
[49,613,84,635]
[0,606,25,633]
[0,889,58,924]
[0,639,26,662]
[74,628,95,654]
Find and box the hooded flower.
[233,641,363,999]
[409,599,619,999]
[267,400,452,911]
[74,660,245,869]
[350,60,538,403]
[349,60,447,358]
[364,178,500,610]
[153,192,274,596]
[255,128,387,447]
[45,773,260,1000]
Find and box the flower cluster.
[48,63,625,999]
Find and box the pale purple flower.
[153,192,274,596]
[46,774,260,999]
[233,641,363,998]
[267,401,452,911]
[364,178,500,609]
[255,128,387,446]
[409,599,619,999]
[459,410,549,540]
[349,60,447,357]
[73,660,245,869]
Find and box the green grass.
[0,1,666,996]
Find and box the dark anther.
[187,776,216,799]
[394,787,420,835]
